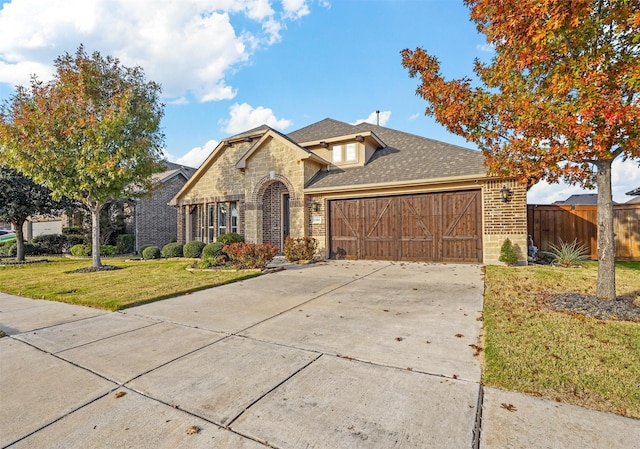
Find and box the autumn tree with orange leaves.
[402,0,639,299]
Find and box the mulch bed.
[546,293,640,322]
[74,265,122,273]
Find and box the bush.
[543,239,590,267]
[32,234,68,254]
[197,255,228,269]
[217,232,244,245]
[284,236,318,262]
[70,244,92,257]
[223,242,278,269]
[116,234,135,254]
[183,240,205,258]
[142,245,161,260]
[203,242,225,259]
[161,242,184,258]
[65,234,86,249]
[0,242,39,258]
[62,226,85,236]
[100,245,118,256]
[138,244,152,256]
[499,238,519,266]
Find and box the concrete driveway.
[1,260,638,448]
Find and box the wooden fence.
[527,204,640,261]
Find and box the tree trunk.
[89,203,103,268]
[14,219,26,262]
[595,160,616,299]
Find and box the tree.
[0,45,165,268]
[0,168,73,261]
[402,0,640,299]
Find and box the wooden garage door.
[329,191,482,262]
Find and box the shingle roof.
[153,161,197,183]
[288,119,486,190]
[553,194,599,205]
[626,187,640,196]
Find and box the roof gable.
[292,120,487,191]
[236,127,328,169]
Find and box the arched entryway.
[261,181,290,250]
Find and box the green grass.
[0,257,262,311]
[483,261,640,419]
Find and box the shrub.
[100,245,118,256]
[543,239,590,267]
[183,241,205,258]
[223,242,278,269]
[217,232,244,245]
[0,241,13,257]
[116,233,135,254]
[65,234,86,249]
[197,255,228,269]
[161,242,184,258]
[142,246,161,260]
[499,238,519,266]
[284,236,318,262]
[0,242,39,257]
[62,226,85,236]
[70,244,92,257]
[32,234,68,254]
[203,242,225,259]
[138,245,152,256]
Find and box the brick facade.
[135,175,187,250]
[481,179,528,264]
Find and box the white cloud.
[527,158,640,204]
[476,43,495,53]
[282,0,310,19]
[352,110,391,127]
[164,140,219,168]
[0,0,311,102]
[220,102,292,133]
[409,112,420,120]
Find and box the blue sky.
[0,0,638,203]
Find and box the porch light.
[500,185,511,203]
[310,200,321,212]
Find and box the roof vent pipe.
[376,110,380,125]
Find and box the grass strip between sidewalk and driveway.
[483,261,640,419]
[0,257,261,311]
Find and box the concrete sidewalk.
[1,261,638,448]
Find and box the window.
[207,204,215,242]
[345,143,357,161]
[218,203,227,236]
[331,142,358,164]
[230,202,238,233]
[332,145,342,163]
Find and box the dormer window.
[332,142,358,164]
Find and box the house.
[170,118,528,264]
[22,161,196,251]
[553,194,599,205]
[626,187,640,204]
[132,161,197,250]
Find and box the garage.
[329,190,483,262]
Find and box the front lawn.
[0,257,262,311]
[483,261,640,419]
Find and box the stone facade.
[171,122,529,264]
[174,131,323,250]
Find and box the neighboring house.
[626,187,640,204]
[23,161,196,251]
[132,161,197,251]
[552,193,623,206]
[170,118,527,264]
